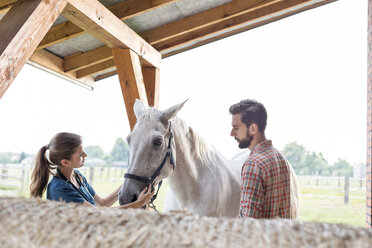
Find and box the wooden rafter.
[0,0,16,14]
[0,0,68,99]
[63,0,161,69]
[59,0,270,73]
[159,0,338,57]
[112,48,149,130]
[140,0,270,45]
[76,60,115,79]
[77,0,335,79]
[37,0,178,49]
[30,49,94,87]
[64,46,112,72]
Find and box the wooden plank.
[0,0,16,6]
[0,0,68,100]
[0,0,16,14]
[64,46,112,72]
[141,0,270,45]
[58,0,267,72]
[142,67,160,108]
[38,21,85,49]
[112,48,148,130]
[76,59,116,79]
[63,0,161,69]
[0,0,16,9]
[37,0,178,49]
[62,0,334,73]
[94,70,117,81]
[158,0,337,57]
[29,49,95,88]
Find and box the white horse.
[118,100,299,218]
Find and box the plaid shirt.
[239,140,291,219]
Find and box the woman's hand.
[135,186,154,208]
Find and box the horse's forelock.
[136,108,165,130]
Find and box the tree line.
[0,138,129,166]
[282,141,353,177]
[0,140,354,175]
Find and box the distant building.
[10,154,20,163]
[21,156,34,166]
[112,161,128,168]
[85,158,106,167]
[353,163,366,178]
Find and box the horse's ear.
[133,99,146,119]
[159,99,188,125]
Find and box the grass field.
[2,167,367,227]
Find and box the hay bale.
[0,197,371,248]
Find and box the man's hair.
[229,99,267,133]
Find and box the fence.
[0,164,127,195]
[298,175,365,188]
[298,175,366,204]
[0,165,367,203]
[0,164,30,193]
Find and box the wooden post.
[89,166,94,185]
[344,176,349,204]
[142,67,160,108]
[26,166,30,187]
[1,166,7,180]
[107,167,111,182]
[367,0,372,228]
[112,48,149,130]
[21,167,25,193]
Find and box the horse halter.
[123,121,175,209]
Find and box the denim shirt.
[47,169,96,205]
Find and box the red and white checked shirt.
[239,140,291,219]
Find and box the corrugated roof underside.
[46,0,233,57]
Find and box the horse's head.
[118,99,187,206]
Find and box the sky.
[0,0,367,165]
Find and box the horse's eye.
[153,137,163,146]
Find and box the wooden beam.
[0,0,16,7]
[37,0,178,49]
[0,0,68,100]
[158,0,337,57]
[30,49,94,88]
[94,70,117,81]
[141,0,270,45]
[38,21,86,49]
[63,0,161,69]
[76,59,115,79]
[0,0,16,14]
[60,0,334,73]
[112,48,149,130]
[64,46,112,72]
[142,67,160,108]
[59,0,267,72]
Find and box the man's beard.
[237,131,252,149]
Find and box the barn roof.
[0,0,337,88]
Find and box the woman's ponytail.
[30,145,55,197]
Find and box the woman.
[30,132,152,208]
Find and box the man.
[229,99,291,219]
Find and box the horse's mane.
[172,118,214,166]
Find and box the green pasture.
[2,167,367,227]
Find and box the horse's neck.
[167,121,222,204]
